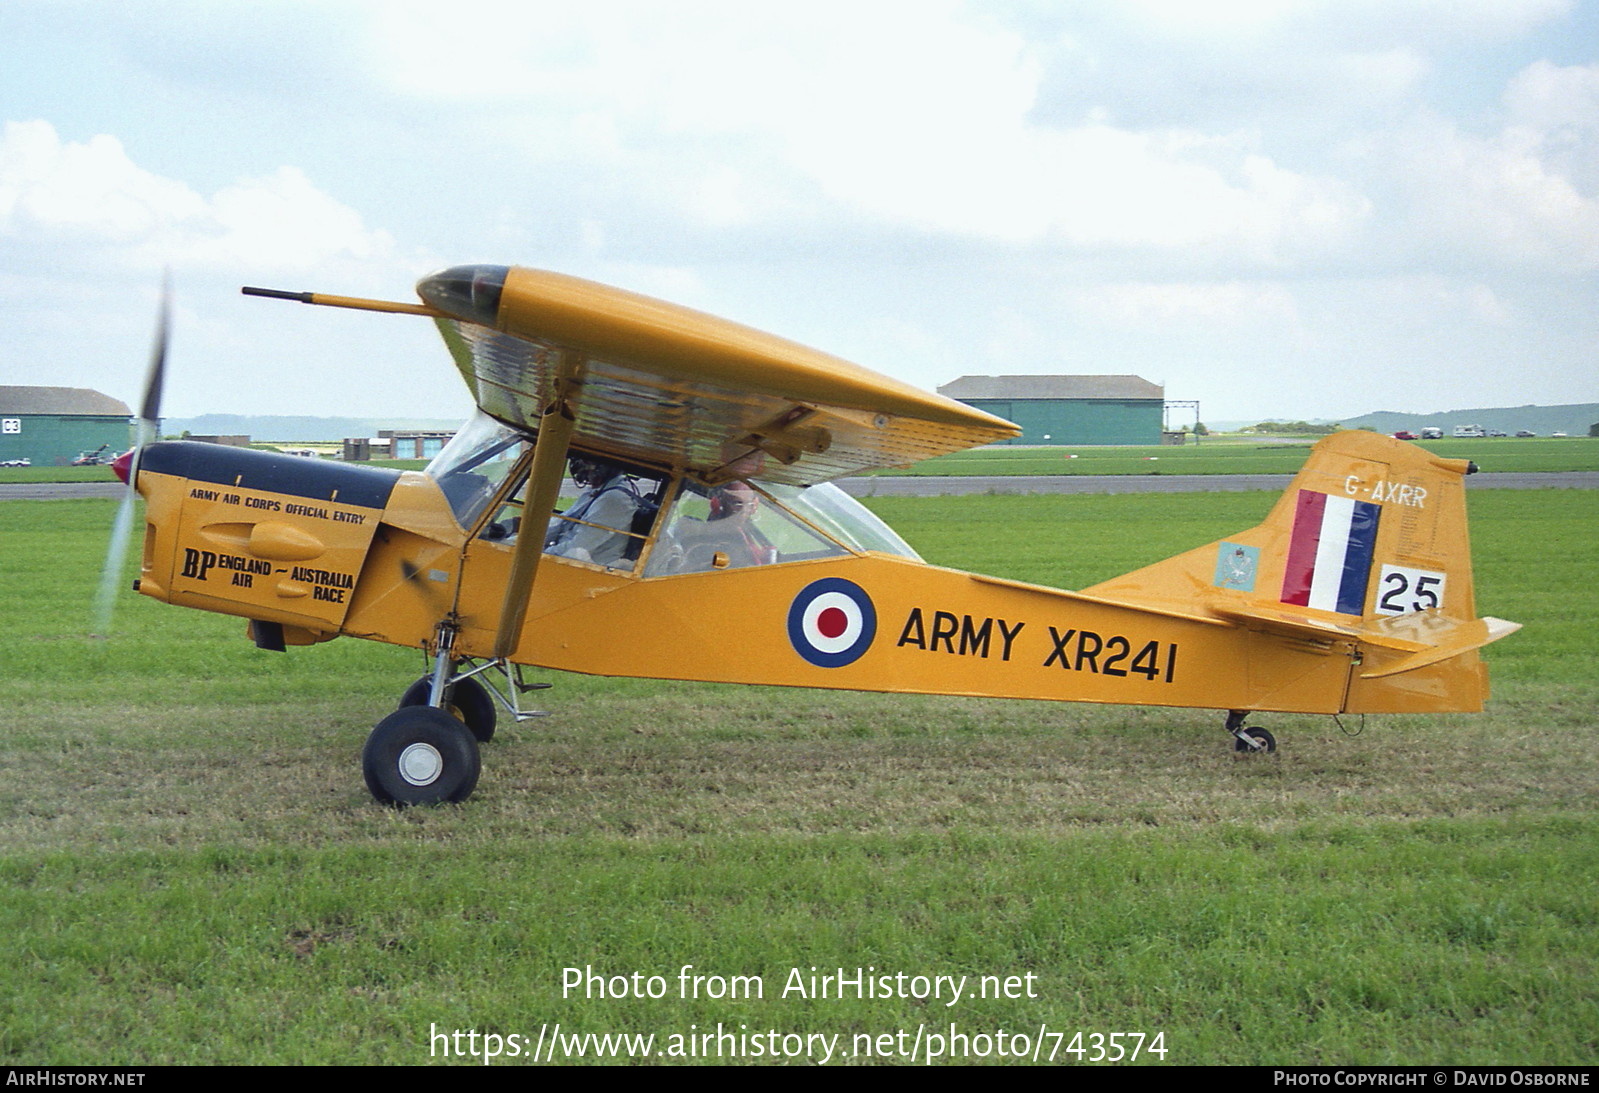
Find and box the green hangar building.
[937,375,1166,446]
[0,386,134,466]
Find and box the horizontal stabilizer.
[1211,603,1520,677]
[1354,614,1520,679]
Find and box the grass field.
[0,488,1594,1065]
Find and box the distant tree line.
[1242,421,1345,435]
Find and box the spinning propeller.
[91,274,169,637]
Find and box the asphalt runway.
[834,471,1599,497]
[5,472,1595,502]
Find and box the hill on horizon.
[1207,403,1596,436]
[1341,403,1597,436]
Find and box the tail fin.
[1083,431,1519,714]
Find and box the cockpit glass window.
[762,481,922,560]
[540,462,666,573]
[643,479,847,576]
[425,413,530,529]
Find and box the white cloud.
[1123,0,1573,44]
[0,120,403,279]
[0,120,205,245]
[1330,49,1431,104]
[193,166,396,272]
[356,2,1372,266]
[1061,280,1302,326]
[1504,60,1599,190]
[1506,59,1599,132]
[0,120,452,419]
[1374,114,1599,273]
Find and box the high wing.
[416,265,1020,485]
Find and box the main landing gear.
[361,623,555,805]
[1226,709,1276,754]
[399,675,497,743]
[362,706,481,805]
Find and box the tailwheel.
[1225,710,1276,754]
[1233,726,1276,753]
[399,675,496,743]
[363,707,481,806]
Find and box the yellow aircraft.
[104,265,1520,804]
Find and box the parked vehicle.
[1452,424,1486,438]
[73,445,112,466]
[1393,430,1418,440]
[1515,430,1536,437]
[1420,427,1443,439]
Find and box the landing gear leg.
[399,622,498,742]
[426,622,456,708]
[400,675,496,743]
[360,622,484,805]
[1226,709,1276,753]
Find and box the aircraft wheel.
[363,707,481,806]
[400,675,496,743]
[1233,726,1276,753]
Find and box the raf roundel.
[787,578,877,668]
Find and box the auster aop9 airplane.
[102,265,1519,805]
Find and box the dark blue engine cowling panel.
[138,442,402,510]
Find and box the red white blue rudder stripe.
[1280,490,1382,615]
[787,578,876,667]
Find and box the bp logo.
[787,578,876,668]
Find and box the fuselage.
[128,429,1495,717]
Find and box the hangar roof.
[938,375,1164,401]
[0,386,132,417]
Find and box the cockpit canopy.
[426,412,921,575]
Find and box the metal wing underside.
[436,319,1019,487]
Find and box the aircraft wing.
[420,265,1020,486]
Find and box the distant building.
[383,430,455,459]
[342,437,388,462]
[0,386,135,466]
[374,430,455,460]
[343,430,456,462]
[187,435,251,447]
[937,375,1165,446]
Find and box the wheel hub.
[397,742,444,786]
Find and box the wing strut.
[492,350,587,659]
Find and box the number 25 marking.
[1375,565,1446,615]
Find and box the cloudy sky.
[2,0,1595,426]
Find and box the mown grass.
[4,437,1593,486]
[0,465,121,483]
[0,490,1594,1065]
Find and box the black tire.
[363,707,481,806]
[1233,726,1276,753]
[399,675,496,743]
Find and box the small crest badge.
[1214,542,1260,592]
